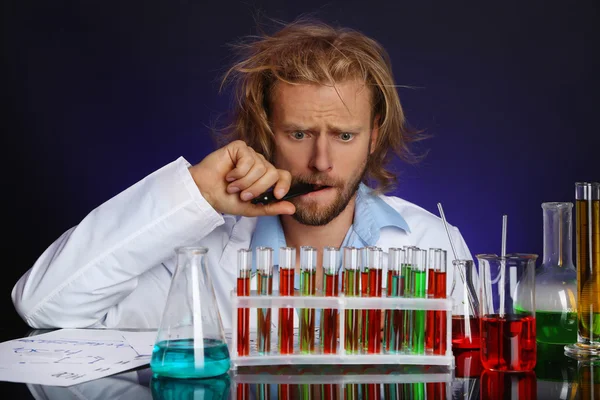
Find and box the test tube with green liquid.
[402,246,417,352]
[412,249,427,354]
[256,247,273,355]
[300,246,317,353]
[343,247,361,354]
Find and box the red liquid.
[452,315,481,349]
[454,349,483,378]
[236,277,251,356]
[481,314,536,372]
[480,370,537,399]
[322,272,339,354]
[426,382,446,400]
[362,383,380,400]
[367,269,383,354]
[237,383,250,400]
[426,270,436,352]
[278,268,295,354]
[321,384,339,400]
[433,271,447,355]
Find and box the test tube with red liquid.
[236,248,252,356]
[384,247,404,353]
[300,246,317,353]
[321,246,340,354]
[433,250,448,355]
[366,247,383,353]
[425,248,440,354]
[343,246,361,354]
[360,247,370,352]
[256,247,274,354]
[278,246,296,354]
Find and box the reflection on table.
[22,344,599,400]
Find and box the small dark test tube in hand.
[251,183,318,205]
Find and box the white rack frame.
[230,291,454,369]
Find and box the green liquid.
[535,310,578,344]
[150,338,230,379]
[412,271,426,354]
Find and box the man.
[12,20,472,331]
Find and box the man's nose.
[308,135,332,172]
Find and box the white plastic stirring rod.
[437,203,459,261]
[499,214,507,318]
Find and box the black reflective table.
[0,329,597,399]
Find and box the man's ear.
[370,115,380,155]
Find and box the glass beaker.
[151,247,230,379]
[565,182,600,360]
[535,202,578,344]
[450,260,481,349]
[477,253,537,372]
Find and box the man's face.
[270,79,378,226]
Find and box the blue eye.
[339,132,354,141]
[292,131,306,140]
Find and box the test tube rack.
[230,291,454,369]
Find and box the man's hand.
[189,140,296,217]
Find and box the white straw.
[437,203,459,261]
[501,215,508,258]
[499,215,507,318]
[191,257,205,368]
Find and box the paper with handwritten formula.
[0,329,152,386]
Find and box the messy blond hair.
[219,19,426,193]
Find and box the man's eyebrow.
[279,123,363,133]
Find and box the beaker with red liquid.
[478,253,538,372]
[450,260,481,350]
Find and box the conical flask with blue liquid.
[151,247,230,379]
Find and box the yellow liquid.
[576,198,600,343]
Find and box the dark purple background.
[2,1,598,336]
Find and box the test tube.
[433,249,448,355]
[402,246,417,352]
[300,246,317,353]
[278,247,296,354]
[360,247,370,352]
[366,247,383,353]
[236,249,252,356]
[343,246,361,354]
[256,247,273,354]
[425,248,440,353]
[384,247,404,353]
[412,249,427,354]
[321,246,340,354]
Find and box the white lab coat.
[11,158,472,331]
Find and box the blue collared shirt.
[249,183,410,288]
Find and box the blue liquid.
[151,338,230,379]
[151,374,230,400]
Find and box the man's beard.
[289,161,367,226]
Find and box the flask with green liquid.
[535,202,578,344]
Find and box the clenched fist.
[189,140,296,217]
